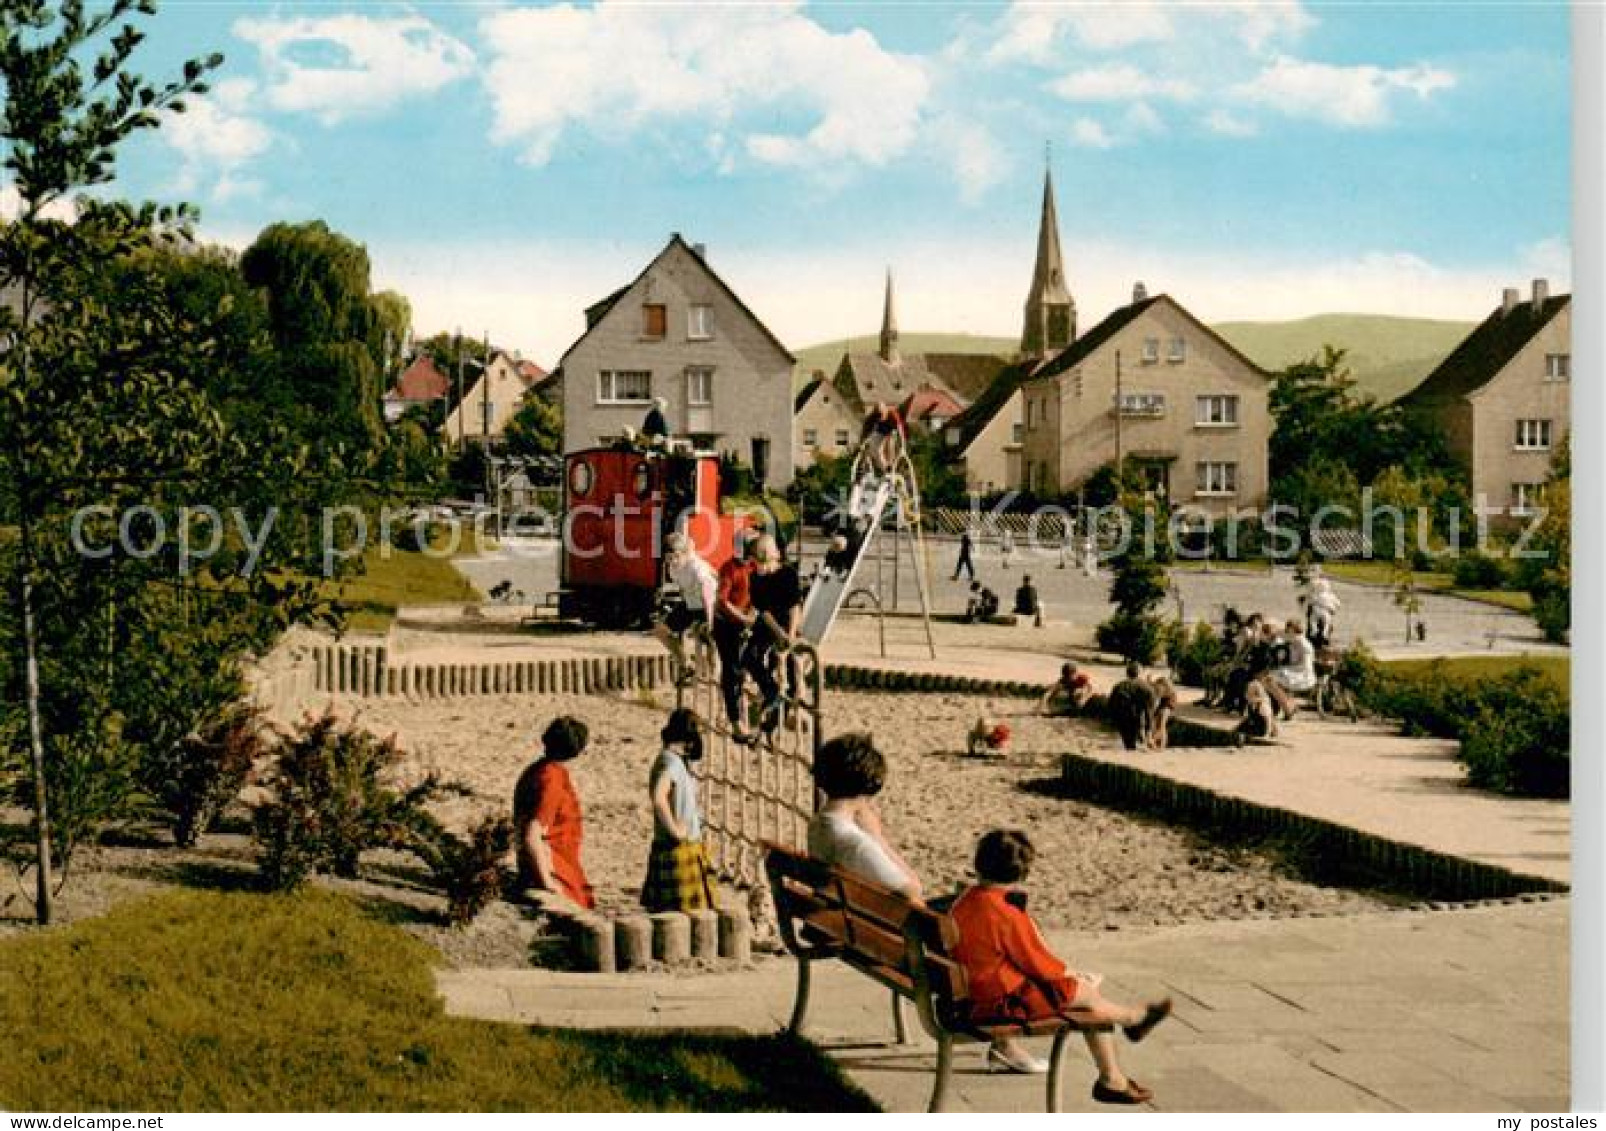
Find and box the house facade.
[382,355,450,423]
[442,350,543,444]
[1018,286,1272,513]
[1399,280,1571,521]
[558,235,796,487]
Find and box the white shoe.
[985,1043,1048,1075]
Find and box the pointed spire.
[1022,161,1076,357]
[879,266,900,365]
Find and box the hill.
[792,316,1474,404]
[1212,314,1475,402]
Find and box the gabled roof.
[1030,293,1269,386]
[902,385,964,423]
[1400,294,1570,403]
[833,350,1011,421]
[515,359,548,386]
[945,358,1040,452]
[795,377,828,414]
[388,355,450,401]
[560,234,796,371]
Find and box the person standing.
[748,533,801,736]
[640,709,717,912]
[641,396,670,444]
[999,529,1015,570]
[654,532,718,681]
[513,717,596,910]
[714,541,763,741]
[1108,662,1158,751]
[954,530,976,580]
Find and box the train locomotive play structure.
[557,444,750,628]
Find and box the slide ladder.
[798,440,937,657]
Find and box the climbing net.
[680,629,823,888]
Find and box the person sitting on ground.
[1040,662,1094,715]
[950,829,1172,1093]
[806,733,921,901]
[1148,674,1178,750]
[641,396,670,444]
[1271,619,1317,698]
[513,717,595,910]
[1107,662,1158,751]
[1013,574,1041,621]
[965,581,1000,623]
[1238,679,1279,741]
[654,532,718,681]
[859,401,906,473]
[640,709,716,913]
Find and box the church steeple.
[878,267,900,365]
[1021,165,1075,357]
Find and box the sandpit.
[335,686,1398,931]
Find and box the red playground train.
[558,445,749,627]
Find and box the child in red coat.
[950,829,1172,1104]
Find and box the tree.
[1520,436,1570,643]
[502,393,562,461]
[0,0,224,921]
[240,220,393,455]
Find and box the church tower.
[878,267,900,365]
[1021,167,1075,357]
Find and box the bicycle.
[1312,648,1362,721]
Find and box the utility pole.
[481,330,493,510]
[454,327,465,448]
[1114,349,1124,489]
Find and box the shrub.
[143,704,265,848]
[1169,621,1225,688]
[250,711,510,923]
[1451,552,1512,590]
[1096,614,1176,664]
[1530,575,1570,644]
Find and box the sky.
[56,0,1575,366]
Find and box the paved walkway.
[437,900,1570,1112]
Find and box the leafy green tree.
[502,393,562,461]
[1519,436,1570,643]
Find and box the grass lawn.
[0,889,875,1112]
[1379,654,1570,697]
[1307,562,1533,614]
[331,538,481,634]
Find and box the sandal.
[1124,998,1173,1043]
[1092,1078,1153,1105]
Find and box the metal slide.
[797,472,895,646]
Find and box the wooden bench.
[764,842,1111,1112]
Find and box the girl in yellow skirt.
[641,709,717,912]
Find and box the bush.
[1451,552,1512,589]
[1096,614,1178,665]
[1169,621,1225,688]
[407,811,516,927]
[1531,575,1570,644]
[156,704,265,848]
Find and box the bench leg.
[928,1034,955,1113]
[786,958,812,1036]
[1046,1028,1073,1113]
[891,990,909,1045]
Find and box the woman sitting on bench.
[806,733,921,901]
[950,829,1172,1100]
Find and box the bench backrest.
[763,842,970,1022]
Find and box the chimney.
[1501,287,1520,316]
[1532,278,1549,309]
[692,243,707,261]
[1132,281,1148,304]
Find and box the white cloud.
[1204,108,1258,137]
[162,78,273,202]
[1234,55,1455,128]
[0,185,78,223]
[233,13,475,125]
[988,3,1176,64]
[1069,118,1115,149]
[1049,64,1195,103]
[479,3,928,173]
[929,114,1010,205]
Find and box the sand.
[333,687,1397,930]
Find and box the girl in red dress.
[950,829,1171,1103]
[513,716,596,910]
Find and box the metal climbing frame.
[678,628,824,888]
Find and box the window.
[928,415,947,432]
[834,429,850,448]
[688,304,713,340]
[1195,461,1238,496]
[1515,419,1552,450]
[1141,337,1160,363]
[1545,353,1570,380]
[642,303,667,339]
[1196,395,1239,426]
[803,428,819,447]
[1512,482,1546,514]
[1167,336,1186,362]
[597,370,651,403]
[1012,421,1024,444]
[1025,400,1035,429]
[685,366,713,405]
[1117,392,1166,416]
